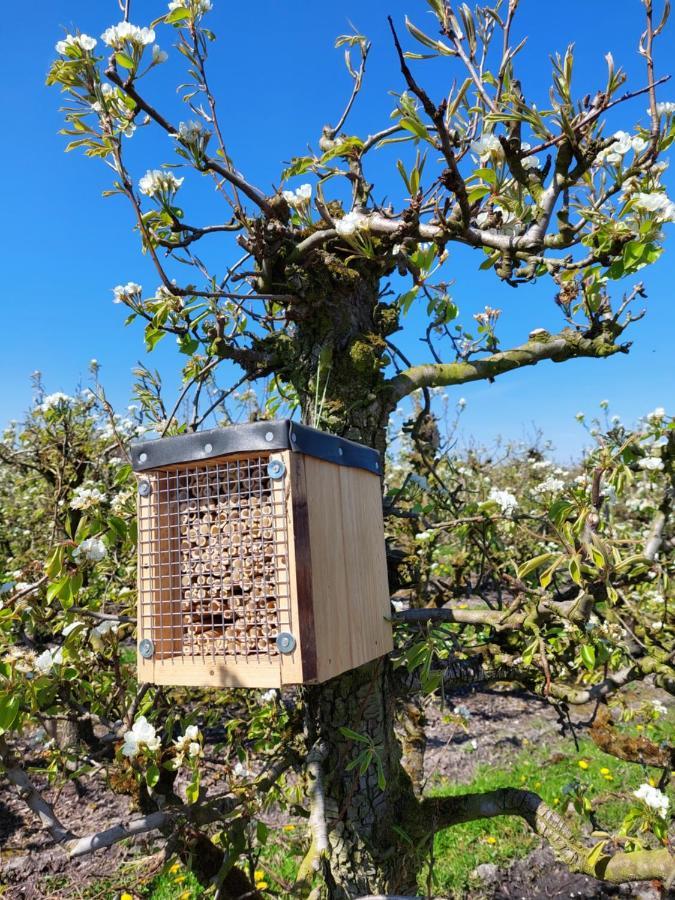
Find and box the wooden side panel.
[302,456,353,682]
[138,472,182,684]
[338,465,393,668]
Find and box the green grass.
[422,736,670,898]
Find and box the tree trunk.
[286,257,427,897]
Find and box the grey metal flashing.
[130,420,380,476]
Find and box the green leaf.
[339,726,369,744]
[0,693,20,733]
[580,644,596,671]
[146,763,160,787]
[467,185,491,204]
[517,552,558,579]
[115,52,135,70]
[166,7,191,23]
[569,555,583,586]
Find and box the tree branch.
[422,788,674,883]
[387,325,629,404]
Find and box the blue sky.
[1,0,673,459]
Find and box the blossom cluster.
[173,724,203,765]
[113,282,143,305]
[632,191,675,223]
[282,184,312,209]
[35,647,64,674]
[488,487,518,516]
[633,783,670,818]
[122,716,160,758]
[168,0,213,14]
[73,537,107,563]
[70,485,107,510]
[139,169,184,199]
[596,130,648,166]
[36,393,73,414]
[335,211,371,237]
[55,34,97,55]
[101,22,155,49]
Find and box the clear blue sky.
[1,0,673,459]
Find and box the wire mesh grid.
[137,454,292,665]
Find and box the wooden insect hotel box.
[131,421,392,688]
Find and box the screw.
[139,452,148,463]
[276,632,296,654]
[265,431,274,442]
[338,447,344,457]
[204,442,213,453]
[138,480,152,497]
[139,638,155,659]
[267,458,286,480]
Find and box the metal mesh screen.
[138,454,291,665]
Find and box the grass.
[422,736,671,898]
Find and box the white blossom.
[173,724,202,763]
[169,0,213,13]
[457,397,467,409]
[597,131,648,166]
[73,537,107,563]
[139,169,184,198]
[335,211,370,237]
[37,393,73,413]
[638,457,664,471]
[121,716,160,758]
[632,191,675,222]
[282,183,312,209]
[113,282,142,304]
[56,33,97,54]
[633,783,670,818]
[654,101,675,116]
[89,619,118,651]
[488,488,518,516]
[260,689,277,703]
[152,44,168,64]
[101,22,156,49]
[70,485,107,510]
[651,699,668,716]
[600,399,609,409]
[647,407,666,423]
[34,647,64,674]
[471,133,503,161]
[173,120,211,149]
[534,476,565,494]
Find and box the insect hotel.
[131,421,392,688]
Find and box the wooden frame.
[135,424,392,688]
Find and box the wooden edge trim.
[289,453,317,682]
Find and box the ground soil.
[0,684,670,899]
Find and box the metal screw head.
[204,442,213,454]
[139,452,148,464]
[139,638,155,659]
[338,447,344,457]
[265,430,274,442]
[138,479,152,497]
[276,632,296,654]
[290,430,297,443]
[267,458,286,480]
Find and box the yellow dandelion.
[282,823,296,831]
[174,875,186,884]
[534,781,541,789]
[254,869,266,882]
[636,724,643,731]
[120,894,134,900]
[179,893,191,900]
[649,776,656,787]
[256,883,268,891]
[603,774,614,781]
[552,797,560,806]
[578,759,589,770]
[520,774,526,783]
[600,767,610,776]
[485,836,497,845]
